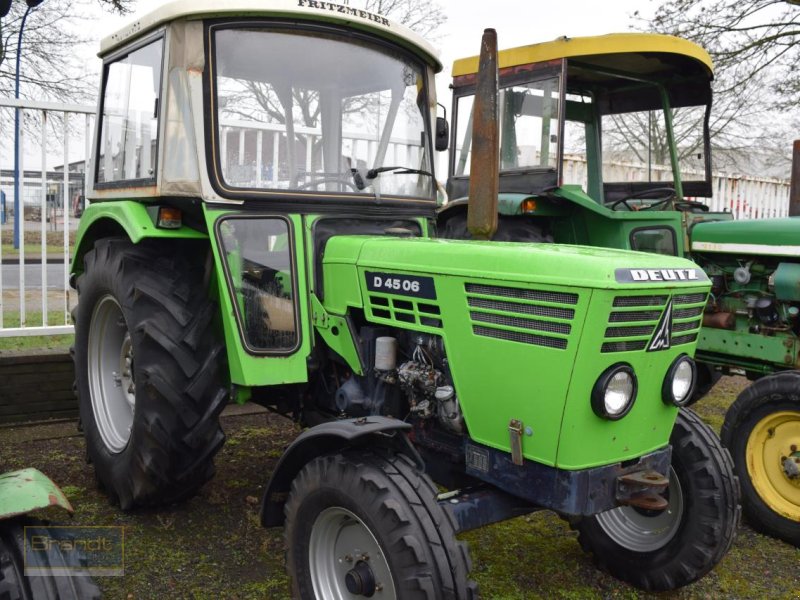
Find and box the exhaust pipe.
[467,28,499,240]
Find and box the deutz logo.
[648,298,673,352]
[614,268,705,283]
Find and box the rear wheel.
[74,238,227,509]
[572,409,739,591]
[721,372,800,546]
[284,450,476,599]
[0,518,100,600]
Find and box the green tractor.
[0,469,100,598]
[71,4,738,596]
[441,32,800,546]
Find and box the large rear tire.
[572,409,739,591]
[0,518,100,600]
[74,238,227,510]
[721,372,800,546]
[284,450,477,599]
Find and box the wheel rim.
[87,295,135,453]
[746,410,800,521]
[309,506,395,599]
[595,466,684,552]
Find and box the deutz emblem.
[647,298,673,352]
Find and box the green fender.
[70,201,207,274]
[0,469,74,520]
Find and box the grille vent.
[603,291,706,353]
[466,283,577,350]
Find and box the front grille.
[367,295,443,329]
[604,325,655,338]
[601,340,647,353]
[671,333,699,346]
[466,283,578,305]
[609,310,663,322]
[471,312,571,335]
[603,290,707,353]
[473,326,569,349]
[612,295,668,308]
[673,293,707,305]
[468,297,574,320]
[674,307,704,320]
[466,283,577,350]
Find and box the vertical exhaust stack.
[790,139,800,217]
[467,28,499,240]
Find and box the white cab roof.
[100,0,441,70]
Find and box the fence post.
[790,140,800,217]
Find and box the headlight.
[662,355,697,406]
[592,364,637,420]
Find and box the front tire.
[572,408,739,591]
[74,238,227,510]
[721,372,800,546]
[284,450,476,599]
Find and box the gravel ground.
[0,377,798,599]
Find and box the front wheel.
[721,372,800,546]
[284,450,476,599]
[572,408,739,591]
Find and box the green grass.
[0,310,73,352]
[1,244,69,259]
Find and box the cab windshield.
[211,26,434,200]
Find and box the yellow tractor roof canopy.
[453,33,713,78]
[453,33,714,114]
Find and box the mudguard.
[0,468,74,520]
[259,417,416,527]
[70,201,207,275]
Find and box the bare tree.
[364,0,447,39]
[636,0,799,174]
[645,0,799,109]
[0,0,132,102]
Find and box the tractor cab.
[442,33,733,254]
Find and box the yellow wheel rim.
[746,410,800,521]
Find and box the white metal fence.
[563,156,792,219]
[0,98,793,339]
[0,98,94,338]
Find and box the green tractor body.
[70,7,739,595]
[444,32,799,546]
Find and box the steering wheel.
[608,187,677,211]
[295,176,360,192]
[673,200,710,212]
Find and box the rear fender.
[0,468,73,520]
[70,201,207,276]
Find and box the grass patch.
[1,244,68,259]
[0,310,73,352]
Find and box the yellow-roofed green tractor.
[443,32,798,547]
[70,6,738,595]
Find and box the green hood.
[325,236,708,290]
[692,217,800,257]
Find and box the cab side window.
[96,37,163,186]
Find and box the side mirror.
[435,117,449,152]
